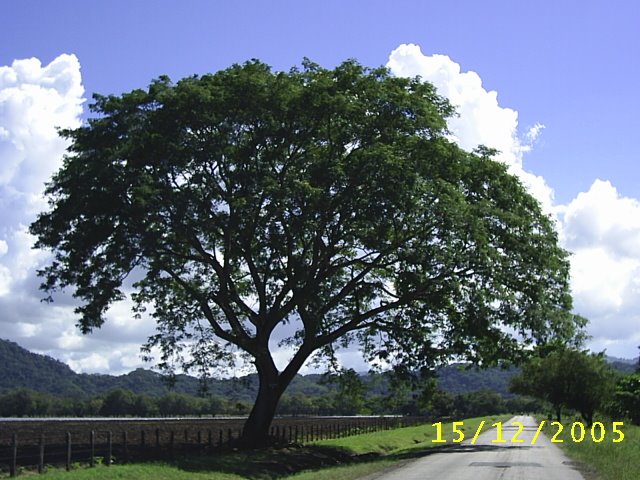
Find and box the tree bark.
[581,410,593,427]
[239,342,314,448]
[555,406,562,423]
[239,360,287,448]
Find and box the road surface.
[371,415,585,480]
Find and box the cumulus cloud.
[561,180,640,258]
[0,55,83,295]
[561,181,640,353]
[387,44,639,359]
[0,54,157,374]
[387,44,555,214]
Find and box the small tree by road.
[510,348,615,425]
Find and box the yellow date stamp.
[431,420,625,444]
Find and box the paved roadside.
[367,415,585,480]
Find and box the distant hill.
[0,338,327,400]
[0,338,82,396]
[606,355,638,374]
[436,364,518,395]
[1,338,637,400]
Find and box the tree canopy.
[610,373,640,425]
[510,348,614,425]
[30,59,583,445]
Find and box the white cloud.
[524,123,545,145]
[66,352,111,374]
[387,44,556,214]
[387,44,640,360]
[561,179,640,258]
[0,54,84,298]
[0,54,157,375]
[560,181,640,352]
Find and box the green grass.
[536,416,640,480]
[31,459,399,480]
[14,415,511,480]
[546,419,640,480]
[29,463,246,480]
[313,414,512,455]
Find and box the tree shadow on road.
[151,442,544,479]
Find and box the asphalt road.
[372,415,585,480]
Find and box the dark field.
[0,416,416,475]
[0,416,408,446]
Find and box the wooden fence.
[0,416,428,477]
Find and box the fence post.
[106,431,112,466]
[123,431,128,463]
[208,430,213,451]
[140,430,145,448]
[170,430,175,458]
[38,433,45,474]
[227,428,233,445]
[218,429,223,447]
[89,430,95,467]
[10,433,17,478]
[156,428,161,448]
[65,432,71,471]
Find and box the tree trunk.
[239,344,313,448]
[581,410,593,427]
[239,362,286,448]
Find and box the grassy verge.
[21,415,511,480]
[313,414,512,455]
[540,418,639,480]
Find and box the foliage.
[427,389,456,418]
[510,348,616,424]
[608,373,640,425]
[453,389,507,418]
[31,58,583,444]
[99,388,138,416]
[319,369,368,415]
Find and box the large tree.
[30,59,583,446]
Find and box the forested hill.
[0,338,330,399]
[0,338,200,397]
[606,356,638,374]
[1,338,636,400]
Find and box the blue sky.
[1,0,638,373]
[6,0,638,203]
